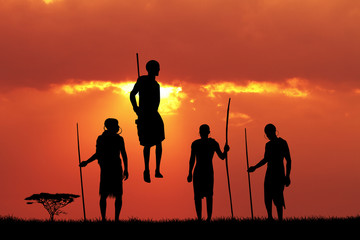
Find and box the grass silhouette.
[1,215,359,230]
[0,215,359,238]
[0,216,360,240]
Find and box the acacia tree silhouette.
[25,193,79,221]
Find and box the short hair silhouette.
[264,123,277,140]
[199,124,210,136]
[104,118,120,132]
[264,123,276,134]
[146,60,160,76]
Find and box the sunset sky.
[1,0,360,220]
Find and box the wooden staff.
[136,53,140,77]
[245,128,254,219]
[76,123,86,221]
[225,98,234,218]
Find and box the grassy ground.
[1,216,359,237]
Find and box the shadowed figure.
[130,60,165,183]
[248,123,291,221]
[187,124,229,221]
[80,118,128,221]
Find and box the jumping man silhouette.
[130,60,165,183]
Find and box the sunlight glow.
[202,78,309,98]
[43,0,54,4]
[60,80,186,115]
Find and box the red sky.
[1,0,360,220]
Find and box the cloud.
[1,0,360,91]
[55,80,187,115]
[59,80,133,95]
[229,112,253,126]
[201,78,309,98]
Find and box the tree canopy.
[25,193,79,221]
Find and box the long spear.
[245,128,254,219]
[225,98,234,218]
[76,123,86,221]
[136,53,140,77]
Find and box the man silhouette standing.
[80,118,129,222]
[248,124,291,221]
[187,124,229,221]
[130,60,165,183]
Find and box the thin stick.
[76,123,86,221]
[225,98,234,218]
[245,128,254,220]
[136,53,140,78]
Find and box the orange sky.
[1,0,360,220]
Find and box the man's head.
[104,118,120,133]
[199,124,210,139]
[264,123,277,140]
[146,60,160,76]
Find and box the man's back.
[96,132,123,168]
[192,138,219,173]
[136,76,160,113]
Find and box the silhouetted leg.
[264,190,273,220]
[115,196,122,222]
[100,195,107,221]
[265,199,273,220]
[206,196,213,221]
[143,146,151,183]
[155,142,163,178]
[276,204,283,221]
[264,183,274,220]
[195,197,202,220]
